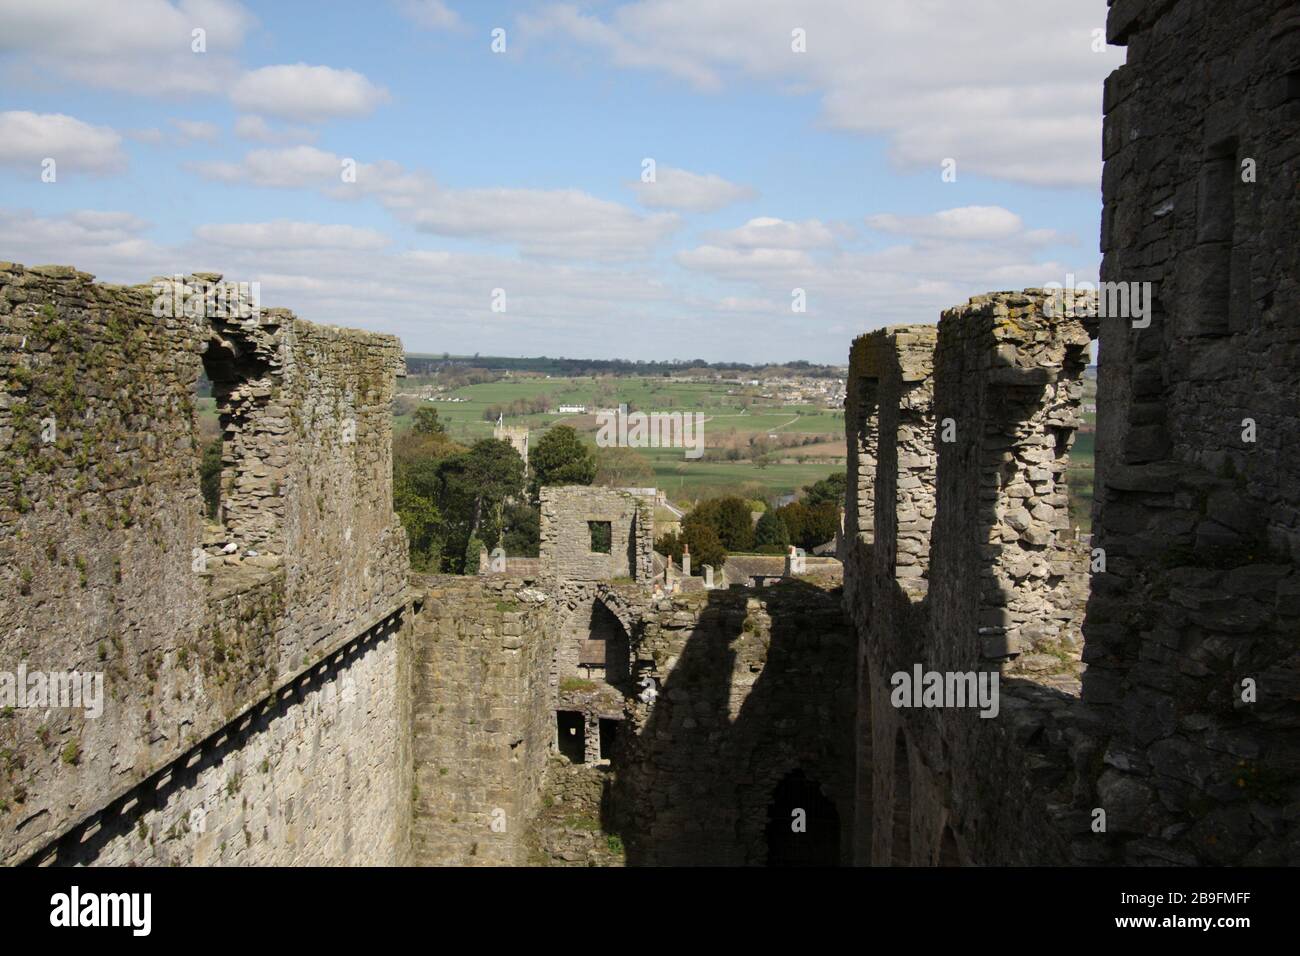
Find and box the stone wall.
[0,264,410,865]
[408,575,559,865]
[1082,0,1300,864]
[844,291,1097,866]
[610,580,856,865]
[931,292,1093,676]
[540,486,655,586]
[28,612,410,866]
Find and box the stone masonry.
[408,575,558,866]
[5,1,1298,868]
[840,0,1299,867]
[0,264,410,866]
[1082,0,1300,864]
[539,485,655,588]
[844,292,1097,867]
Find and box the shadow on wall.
[602,579,856,866]
[856,311,1097,867]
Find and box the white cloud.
[629,165,756,212]
[677,244,816,274]
[0,206,686,357]
[0,0,253,96]
[402,186,680,260]
[396,0,463,30]
[231,64,391,122]
[520,0,1123,187]
[194,220,390,250]
[127,128,165,145]
[0,204,1099,362]
[171,118,220,144]
[233,114,317,144]
[866,206,1026,242]
[191,145,344,188]
[704,216,842,249]
[0,111,126,175]
[0,208,165,273]
[192,147,676,261]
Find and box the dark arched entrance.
[765,769,840,866]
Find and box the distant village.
[410,372,847,412]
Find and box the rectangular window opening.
[557,710,585,763]
[588,520,612,553]
[599,718,619,763]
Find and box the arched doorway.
[559,599,630,689]
[765,769,840,866]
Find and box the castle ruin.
[1,0,1296,867]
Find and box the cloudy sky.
[0,0,1123,363]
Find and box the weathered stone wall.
[845,292,1096,866]
[409,575,559,865]
[0,263,409,865]
[529,760,624,866]
[28,613,410,866]
[540,486,654,586]
[610,580,856,865]
[931,292,1093,676]
[1082,0,1300,864]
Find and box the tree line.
[654,473,844,573]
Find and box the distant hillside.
[404,353,844,379]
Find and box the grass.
[398,374,847,504]
[1067,430,1096,532]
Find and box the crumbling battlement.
[844,291,1098,866]
[0,263,410,866]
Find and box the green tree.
[438,438,526,570]
[654,530,683,562]
[802,472,846,507]
[412,406,446,436]
[594,445,652,487]
[776,501,808,548]
[501,501,540,557]
[391,423,463,571]
[394,458,445,571]
[199,437,222,520]
[753,509,790,552]
[685,495,754,552]
[798,500,840,550]
[529,425,596,496]
[655,525,725,575]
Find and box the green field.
[1067,430,1096,532]
[398,375,846,504]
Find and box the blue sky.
[0,0,1123,363]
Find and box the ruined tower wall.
[931,292,1093,675]
[409,576,559,865]
[540,485,655,585]
[1083,0,1300,864]
[846,292,1095,866]
[0,263,410,865]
